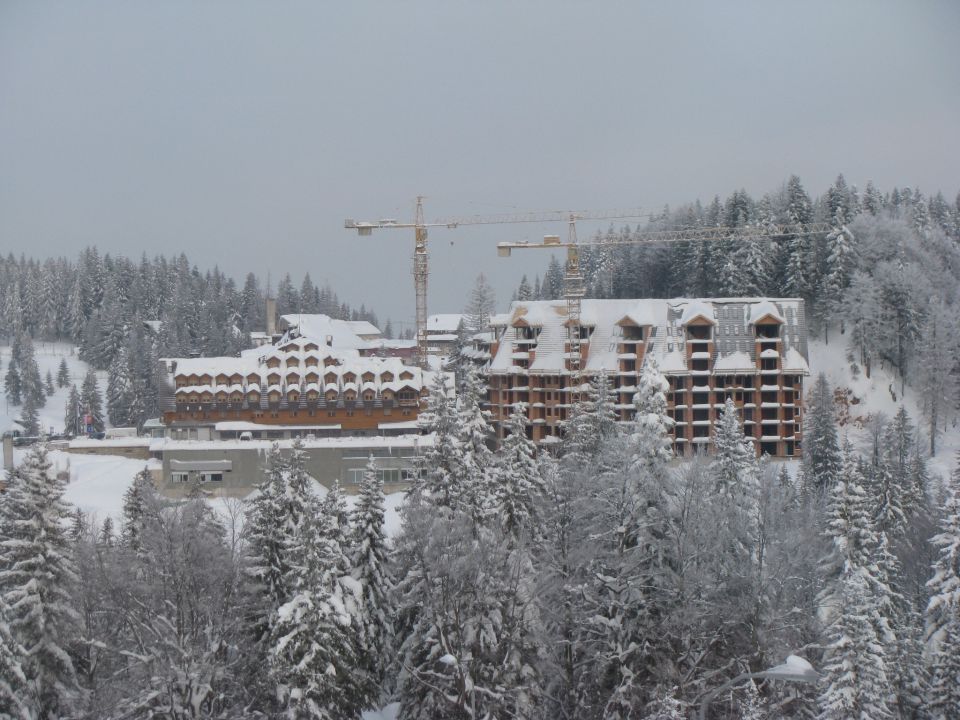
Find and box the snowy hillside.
[0,341,105,436]
[807,336,959,486]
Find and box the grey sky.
[1,1,958,331]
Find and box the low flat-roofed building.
[150,433,428,497]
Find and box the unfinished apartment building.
[481,298,810,457]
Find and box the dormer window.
[686,325,711,341]
[515,325,540,341]
[622,326,645,341]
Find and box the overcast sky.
[1,1,958,330]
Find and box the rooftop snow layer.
[488,298,808,376]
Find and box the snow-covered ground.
[0,341,105,436]
[807,336,960,487]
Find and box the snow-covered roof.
[169,338,426,397]
[679,300,717,326]
[714,351,755,372]
[782,347,810,373]
[748,300,786,324]
[488,297,809,377]
[427,314,464,333]
[279,314,381,347]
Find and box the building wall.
[155,439,422,498]
[162,400,421,433]
[483,299,808,458]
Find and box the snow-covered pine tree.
[516,274,532,301]
[0,595,29,720]
[824,224,857,331]
[18,393,39,436]
[803,373,841,493]
[44,369,54,397]
[594,360,680,717]
[712,398,760,537]
[0,442,80,718]
[454,366,497,528]
[915,301,959,455]
[631,358,673,474]
[4,357,21,405]
[63,384,79,436]
[463,273,495,334]
[817,568,892,720]
[269,494,362,719]
[561,370,619,465]
[106,345,134,427]
[817,440,894,719]
[246,443,294,635]
[80,368,104,432]
[17,335,45,408]
[925,455,960,656]
[494,407,544,542]
[57,358,70,387]
[350,456,394,705]
[120,466,155,553]
[926,613,960,719]
[417,372,464,510]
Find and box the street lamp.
[698,655,820,720]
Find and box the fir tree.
[269,494,362,719]
[0,595,30,720]
[246,443,293,635]
[44,369,55,396]
[631,358,674,474]
[80,368,104,432]
[106,345,134,427]
[4,357,20,406]
[494,408,544,542]
[454,366,496,527]
[350,456,393,705]
[926,456,960,653]
[120,466,156,553]
[18,393,39,436]
[417,372,463,509]
[817,568,892,719]
[0,442,80,718]
[63,384,80,436]
[17,335,45,408]
[562,371,619,465]
[463,273,495,334]
[804,373,841,492]
[926,614,960,719]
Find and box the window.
[200,472,223,483]
[172,472,189,483]
[347,469,365,484]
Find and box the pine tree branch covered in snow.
[0,442,80,718]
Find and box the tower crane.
[496,221,832,399]
[345,196,648,368]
